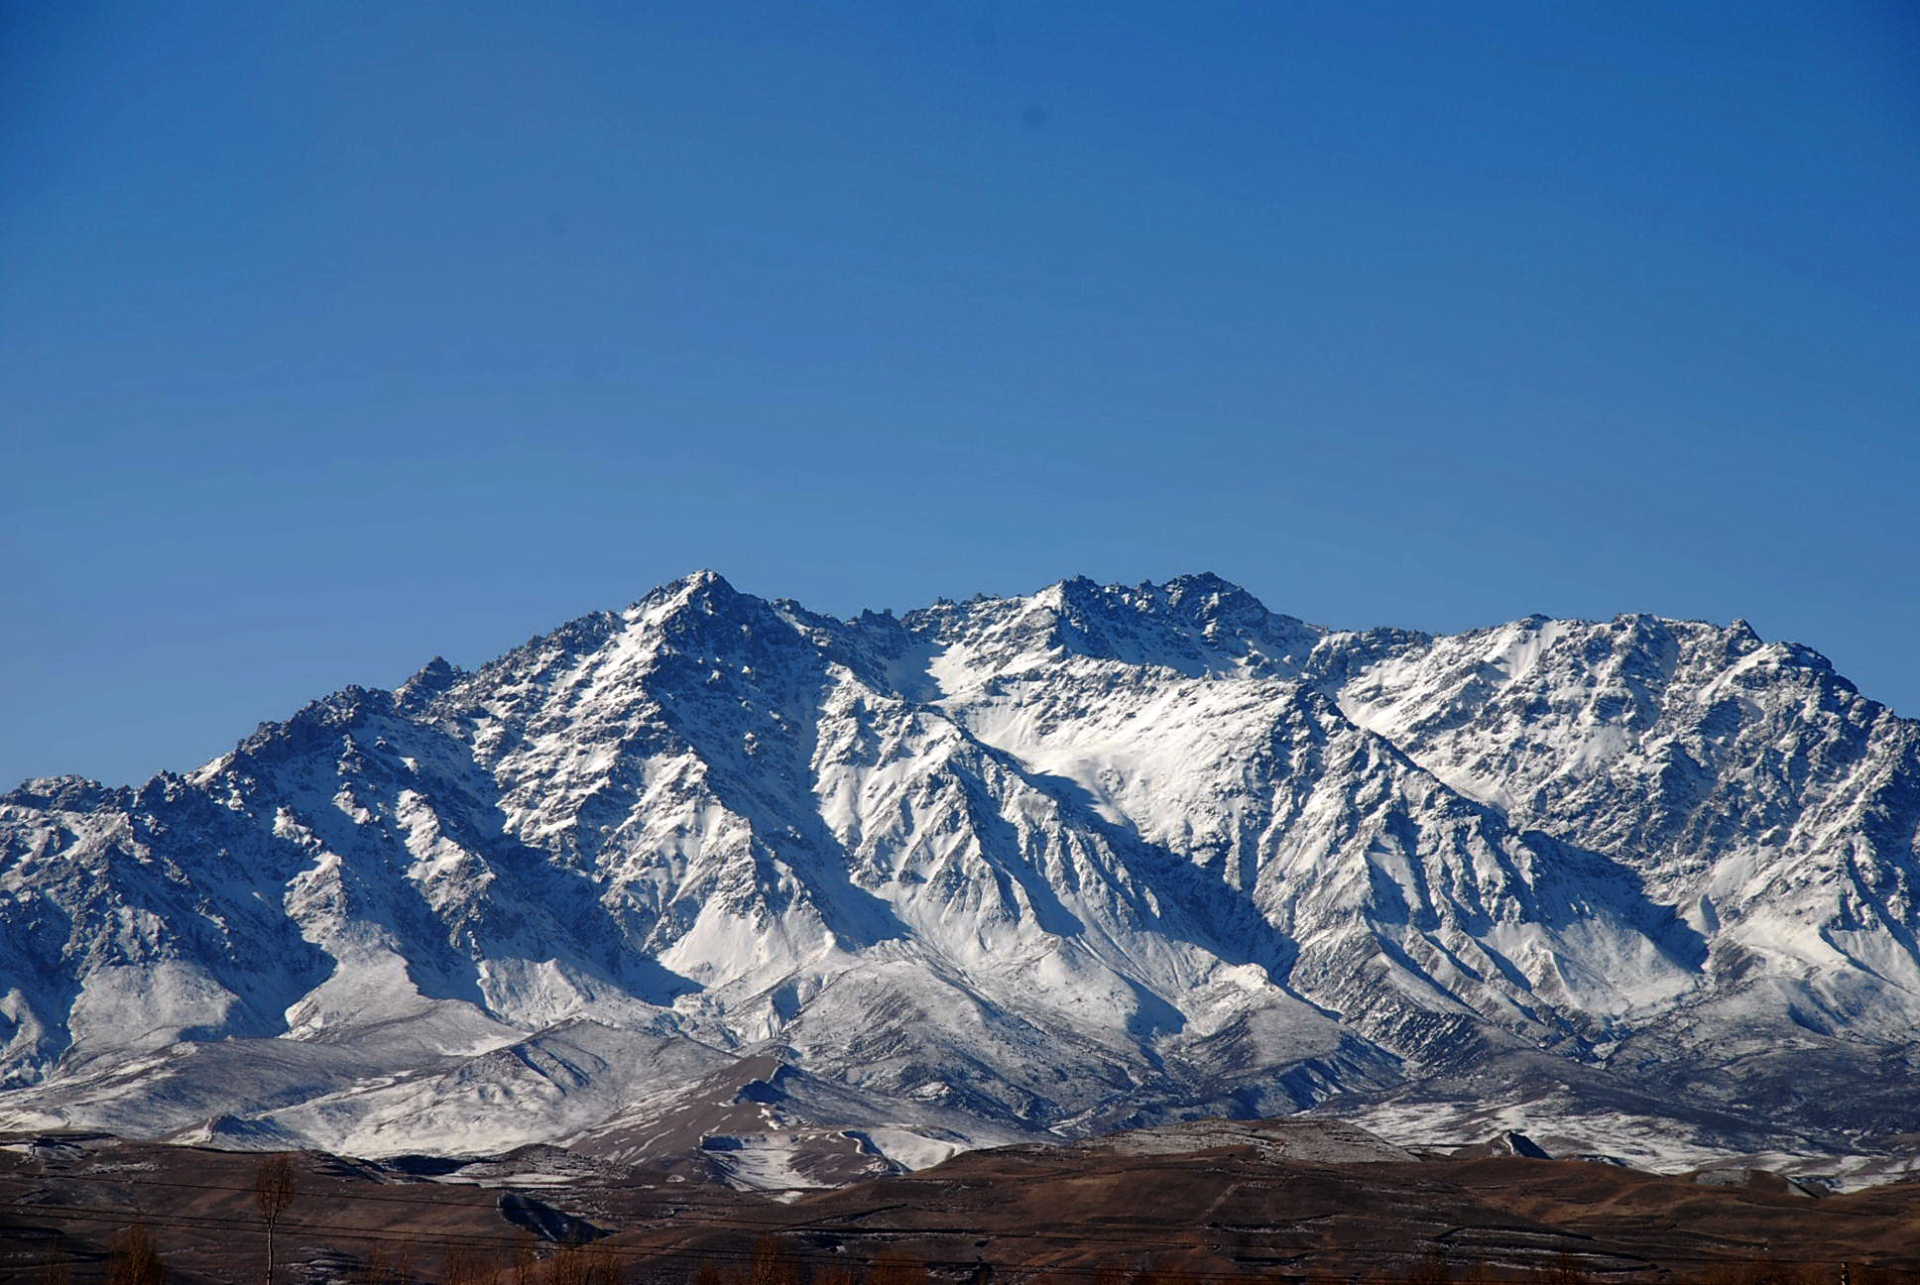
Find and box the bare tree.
[445,1243,501,1285]
[37,1247,73,1285]
[106,1223,165,1285]
[513,1234,539,1285]
[255,1154,298,1285]
[586,1241,619,1285]
[748,1238,800,1285]
[1544,1251,1588,1285]
[1408,1250,1452,1285]
[868,1251,927,1285]
[552,1236,590,1285]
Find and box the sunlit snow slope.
[3,573,1917,1183]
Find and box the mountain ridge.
[3,571,1916,1186]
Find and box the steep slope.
[1,572,1917,1182]
[1329,613,1920,1150]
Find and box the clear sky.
[4,2,1917,788]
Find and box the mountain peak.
[620,570,754,629]
[1159,571,1280,620]
[903,573,1315,682]
[398,655,465,707]
[679,568,731,590]
[1162,570,1245,596]
[2,775,123,811]
[641,568,738,606]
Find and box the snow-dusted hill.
[3,573,1917,1184]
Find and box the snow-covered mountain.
[3,572,1918,1183]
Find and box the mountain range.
[3,572,1917,1186]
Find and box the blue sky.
[4,2,1917,788]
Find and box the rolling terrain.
[4,1121,1919,1283]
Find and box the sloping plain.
[3,1121,1917,1285]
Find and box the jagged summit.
[397,654,465,707]
[1,572,1917,1188]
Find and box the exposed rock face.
[2,572,1916,1182]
